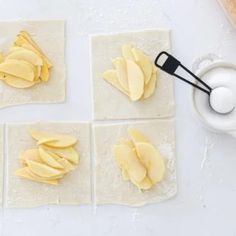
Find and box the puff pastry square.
[5,122,91,208]
[90,30,174,120]
[93,119,177,206]
[0,20,65,108]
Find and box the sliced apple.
[26,159,63,178]
[30,130,77,148]
[20,149,42,165]
[128,128,149,145]
[35,65,41,80]
[14,33,51,69]
[38,147,64,169]
[143,72,157,99]
[37,137,59,145]
[43,134,77,148]
[102,45,156,101]
[40,62,49,81]
[9,46,26,52]
[102,69,129,96]
[49,152,75,173]
[18,42,39,56]
[41,146,79,164]
[132,48,152,84]
[136,142,165,184]
[6,48,43,66]
[112,144,146,183]
[14,34,30,47]
[14,35,41,57]
[126,59,144,101]
[122,44,135,61]
[25,167,63,180]
[18,41,46,64]
[29,129,52,140]
[19,31,52,68]
[13,35,50,81]
[4,75,37,88]
[14,99,79,185]
[45,137,77,148]
[0,59,35,81]
[112,57,129,92]
[15,167,58,185]
[24,61,40,81]
[5,45,47,83]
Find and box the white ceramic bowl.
[190,55,236,136]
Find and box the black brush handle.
[155,51,181,75]
[155,51,212,96]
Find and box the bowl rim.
[190,60,236,134]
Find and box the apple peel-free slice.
[132,48,152,85]
[40,63,49,81]
[42,146,79,164]
[43,135,77,148]
[122,44,135,61]
[0,59,35,81]
[143,72,157,99]
[25,61,40,81]
[112,57,129,92]
[26,159,63,178]
[19,31,52,68]
[33,65,41,81]
[30,130,77,148]
[6,48,43,66]
[20,149,42,165]
[9,46,26,52]
[102,70,129,96]
[37,137,59,145]
[15,167,58,185]
[38,147,64,169]
[13,35,51,81]
[49,152,75,173]
[112,144,146,183]
[17,39,49,68]
[25,167,63,181]
[14,33,51,68]
[126,59,144,101]
[136,142,165,184]
[128,128,149,145]
[4,75,37,88]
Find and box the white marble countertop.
[0,0,236,235]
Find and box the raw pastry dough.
[0,21,65,108]
[0,124,3,205]
[6,122,91,208]
[93,119,177,206]
[90,30,174,120]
